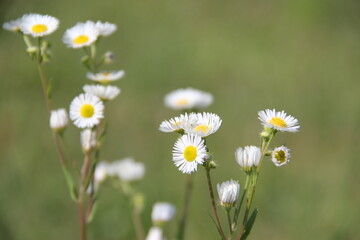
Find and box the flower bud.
[50,108,68,133]
[235,146,261,173]
[151,202,176,226]
[217,179,240,209]
[80,129,96,152]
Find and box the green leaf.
[61,166,78,202]
[240,208,258,240]
[206,212,223,239]
[86,198,98,223]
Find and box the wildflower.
[3,18,22,32]
[159,113,194,133]
[164,87,213,110]
[94,162,110,183]
[235,146,261,173]
[80,129,97,152]
[151,202,176,224]
[217,179,240,209]
[69,93,104,128]
[108,158,145,182]
[146,227,165,240]
[172,134,207,174]
[20,13,59,37]
[50,108,68,132]
[63,21,98,48]
[184,112,222,138]
[83,84,120,101]
[94,21,117,37]
[86,70,125,84]
[258,109,300,133]
[272,146,291,167]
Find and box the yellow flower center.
[194,124,210,134]
[274,150,286,163]
[74,35,89,44]
[102,72,110,76]
[184,146,197,162]
[80,104,95,118]
[269,117,287,128]
[176,99,189,106]
[32,24,47,34]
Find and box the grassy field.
[1,0,360,239]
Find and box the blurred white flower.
[63,21,98,48]
[164,87,213,110]
[173,134,207,174]
[184,112,222,138]
[3,18,22,32]
[83,84,121,101]
[69,93,104,128]
[272,146,291,167]
[94,21,117,37]
[151,202,176,224]
[217,179,240,208]
[80,129,97,152]
[20,13,59,37]
[50,108,68,132]
[235,146,261,173]
[86,70,125,84]
[146,227,165,240]
[258,109,300,133]
[108,158,145,182]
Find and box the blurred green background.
[1,0,360,239]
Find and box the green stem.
[226,209,233,236]
[205,168,227,240]
[232,175,249,231]
[177,174,194,240]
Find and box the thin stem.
[131,204,145,240]
[205,168,227,240]
[177,174,194,240]
[232,175,249,231]
[226,209,233,236]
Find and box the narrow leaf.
[61,166,78,202]
[240,208,258,240]
[207,211,223,239]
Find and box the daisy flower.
[63,21,98,48]
[235,146,261,173]
[83,84,121,101]
[258,109,300,133]
[217,179,240,209]
[94,162,111,183]
[172,134,207,174]
[184,112,222,137]
[146,227,165,240]
[159,113,195,133]
[94,21,117,37]
[86,70,125,84]
[69,93,104,128]
[108,158,145,182]
[272,146,291,167]
[164,87,213,110]
[3,18,22,32]
[151,202,176,224]
[80,129,97,152]
[20,13,59,37]
[50,108,68,132]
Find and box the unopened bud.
[104,51,115,63]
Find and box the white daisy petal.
[151,202,176,223]
[20,13,59,37]
[95,21,117,37]
[86,70,125,84]
[146,227,165,240]
[164,87,213,110]
[63,21,98,48]
[184,112,222,137]
[272,146,291,167]
[3,18,23,32]
[258,109,300,133]
[83,84,120,101]
[69,93,104,128]
[172,134,207,174]
[159,113,196,133]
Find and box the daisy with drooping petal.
[80,128,97,152]
[3,18,22,32]
[217,179,240,209]
[69,93,104,128]
[83,84,121,101]
[184,112,222,138]
[272,146,291,167]
[50,108,68,132]
[258,109,300,133]
[20,13,59,37]
[172,134,207,174]
[94,21,117,37]
[159,113,195,133]
[63,21,98,48]
[108,158,145,182]
[86,70,125,84]
[151,202,176,224]
[164,87,213,110]
[235,146,261,173]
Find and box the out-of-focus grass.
[1,0,360,239]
